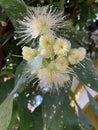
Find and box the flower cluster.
[22,35,86,90]
[17,6,86,91]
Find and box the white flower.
[53,38,71,56]
[68,47,86,65]
[38,61,70,90]
[55,57,69,72]
[22,46,38,62]
[17,6,64,44]
[39,35,55,49]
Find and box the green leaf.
[18,93,32,130]
[0,31,13,47]
[87,91,98,116]
[73,58,98,92]
[8,61,32,97]
[31,106,43,130]
[7,98,19,130]
[0,97,13,130]
[9,55,42,97]
[0,0,27,28]
[8,96,43,130]
[0,70,15,78]
[0,6,7,21]
[0,78,14,104]
[77,105,93,129]
[42,88,80,130]
[64,125,82,130]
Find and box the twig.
[70,0,79,18]
[64,0,79,20]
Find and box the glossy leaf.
[0,97,13,130]
[9,55,42,97]
[18,93,32,130]
[77,105,93,129]
[9,61,32,97]
[87,91,98,116]
[0,78,14,104]
[0,0,26,28]
[64,125,82,130]
[42,88,80,130]
[0,31,13,47]
[73,58,98,92]
[31,106,43,130]
[0,70,15,78]
[7,98,19,130]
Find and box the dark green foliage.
[0,0,98,130]
[73,58,98,92]
[87,91,98,116]
[18,93,33,130]
[0,78,14,104]
[42,88,80,130]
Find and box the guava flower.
[39,35,55,49]
[38,61,70,90]
[17,6,64,45]
[22,46,38,62]
[55,57,69,72]
[53,38,71,56]
[68,47,86,65]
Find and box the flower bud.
[39,35,55,49]
[22,46,38,62]
[40,49,51,58]
[53,38,71,56]
[68,47,86,65]
[55,57,68,71]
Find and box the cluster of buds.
[22,35,86,90]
